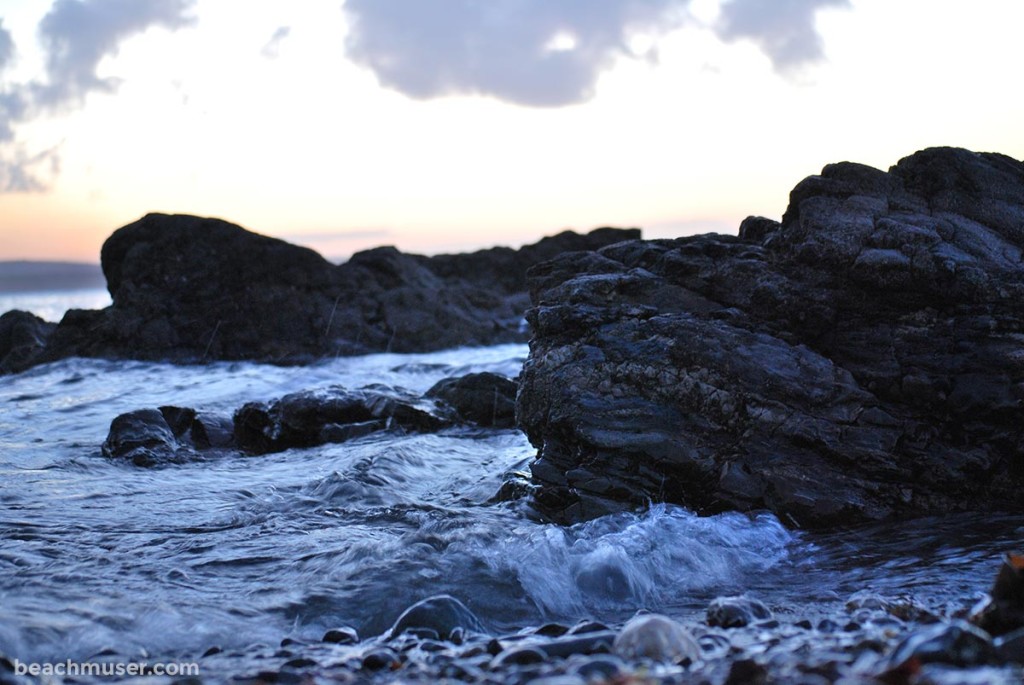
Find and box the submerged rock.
[517,147,1024,527]
[387,595,487,642]
[17,214,637,370]
[612,613,700,663]
[234,385,451,454]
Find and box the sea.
[1,289,1021,679]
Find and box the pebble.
[388,594,486,641]
[612,613,701,663]
[707,596,773,628]
[322,626,359,644]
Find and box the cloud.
[342,0,849,107]
[0,0,195,193]
[0,21,14,71]
[0,144,61,192]
[715,0,850,72]
[261,25,291,59]
[342,0,688,107]
[32,0,196,110]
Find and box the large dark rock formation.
[22,215,638,368]
[518,147,1024,528]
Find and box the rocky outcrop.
[27,215,638,368]
[518,147,1024,528]
[103,373,516,464]
[0,310,55,374]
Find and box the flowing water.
[1,295,1021,679]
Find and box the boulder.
[234,385,452,454]
[26,214,637,369]
[517,147,1024,527]
[0,310,55,373]
[425,372,518,428]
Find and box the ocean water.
[0,296,1021,679]
[0,287,111,323]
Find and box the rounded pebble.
[612,613,700,664]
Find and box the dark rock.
[360,648,398,671]
[102,406,235,466]
[101,409,198,466]
[387,595,486,642]
[724,658,768,685]
[491,645,547,667]
[971,553,1024,637]
[888,620,998,668]
[0,310,54,374]
[425,372,518,427]
[996,627,1024,664]
[568,620,610,635]
[23,214,636,369]
[517,147,1024,527]
[532,631,616,659]
[234,385,451,454]
[533,623,571,637]
[569,654,626,681]
[707,596,772,628]
[322,627,359,645]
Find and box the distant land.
[0,261,106,294]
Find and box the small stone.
[568,620,609,635]
[534,623,571,637]
[724,658,767,685]
[569,654,626,681]
[201,646,222,657]
[388,595,486,641]
[612,614,700,664]
[707,596,772,628]
[361,648,399,671]
[492,645,547,667]
[322,626,359,644]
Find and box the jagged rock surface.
[517,147,1024,528]
[31,215,638,367]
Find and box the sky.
[0,0,1021,263]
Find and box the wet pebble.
[568,654,626,681]
[492,645,547,667]
[707,596,773,628]
[361,648,399,671]
[322,626,359,644]
[612,613,701,663]
[388,594,486,641]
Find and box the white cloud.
[261,25,291,59]
[341,0,847,107]
[715,0,850,72]
[0,0,195,192]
